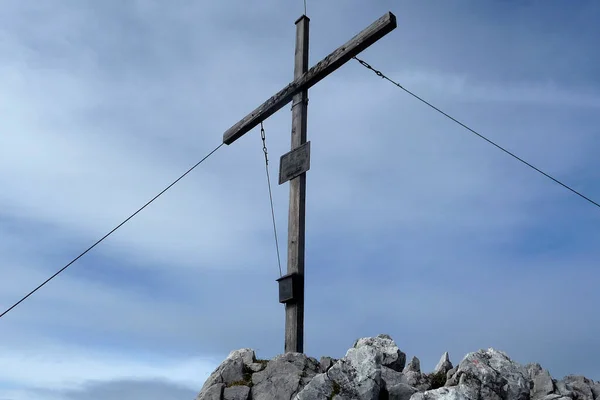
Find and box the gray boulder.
[410,384,479,400]
[434,352,453,376]
[388,383,418,400]
[198,383,224,400]
[382,365,406,388]
[427,352,453,390]
[404,356,421,374]
[526,363,554,400]
[554,375,596,400]
[297,334,401,399]
[355,333,407,372]
[292,373,336,400]
[398,356,431,392]
[252,352,320,400]
[435,348,530,400]
[195,335,599,400]
[319,356,335,373]
[592,380,600,399]
[445,367,457,384]
[196,349,256,400]
[223,385,250,400]
[403,370,431,392]
[196,350,318,400]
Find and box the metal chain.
[353,57,386,80]
[261,123,269,165]
[260,122,283,277]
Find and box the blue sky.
[1,1,599,399]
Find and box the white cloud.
[380,68,600,109]
[0,342,215,400]
[0,1,599,398]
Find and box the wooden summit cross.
[223,12,397,353]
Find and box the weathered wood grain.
[285,15,309,354]
[223,12,397,145]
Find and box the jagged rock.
[592,381,600,399]
[559,375,596,400]
[445,366,457,384]
[404,356,421,373]
[388,383,418,400]
[429,353,452,390]
[434,352,453,376]
[246,362,266,373]
[197,383,224,400]
[403,371,431,392]
[526,363,554,400]
[223,385,250,400]
[319,356,334,373]
[410,384,479,400]
[196,349,255,400]
[294,373,336,400]
[327,340,383,399]
[195,335,600,400]
[355,333,406,372]
[539,395,571,400]
[554,379,571,397]
[252,352,319,400]
[297,335,392,400]
[427,348,530,400]
[382,366,405,388]
[236,349,256,366]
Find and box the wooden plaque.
[279,141,311,185]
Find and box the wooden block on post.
[277,273,300,304]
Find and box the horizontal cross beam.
[223,12,397,145]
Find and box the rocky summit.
[195,334,600,400]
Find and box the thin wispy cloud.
[0,1,599,399]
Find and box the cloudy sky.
[1,0,599,398]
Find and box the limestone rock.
[327,342,383,399]
[558,375,596,400]
[434,352,453,376]
[246,362,267,373]
[223,385,250,400]
[196,349,255,400]
[319,356,334,373]
[403,371,431,392]
[194,335,599,400]
[382,365,405,389]
[592,380,600,399]
[554,379,571,397]
[297,335,397,400]
[526,363,554,400]
[197,383,224,400]
[404,356,421,374]
[538,395,571,400]
[355,333,407,372]
[445,367,457,385]
[294,373,336,400]
[252,352,319,400]
[410,384,479,400]
[426,348,530,400]
[388,383,418,400]
[429,353,452,390]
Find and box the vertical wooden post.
[285,15,309,354]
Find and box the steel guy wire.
[353,56,600,211]
[0,142,225,320]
